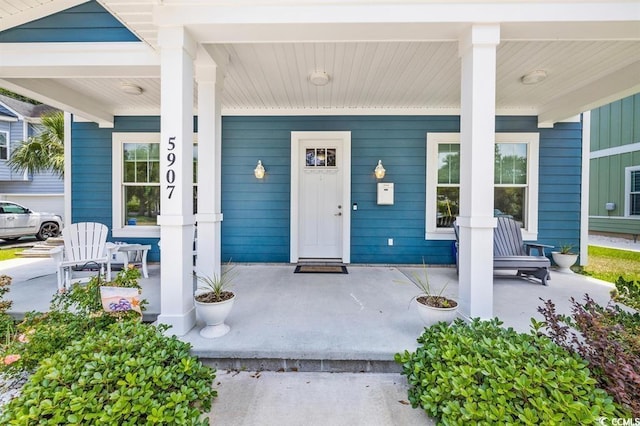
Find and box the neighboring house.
[588,93,640,241]
[0,94,64,218]
[0,0,637,335]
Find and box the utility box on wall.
[377,182,394,205]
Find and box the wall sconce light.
[254,160,266,179]
[374,160,386,179]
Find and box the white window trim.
[426,132,540,241]
[0,131,9,161]
[625,165,640,217]
[112,132,161,238]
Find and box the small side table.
[114,243,151,278]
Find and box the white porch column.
[156,26,197,336]
[195,49,225,280]
[457,24,500,320]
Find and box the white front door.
[291,132,351,263]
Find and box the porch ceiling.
[0,1,638,127]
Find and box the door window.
[305,148,337,167]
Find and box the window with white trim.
[426,133,540,240]
[625,166,640,217]
[112,133,197,237]
[0,131,8,160]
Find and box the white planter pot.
[415,296,458,327]
[194,294,235,338]
[551,252,578,274]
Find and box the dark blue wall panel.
[71,115,583,265]
[537,121,584,252]
[0,1,139,42]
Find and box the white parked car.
[0,201,62,241]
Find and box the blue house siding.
[0,1,138,43]
[0,105,14,116]
[0,120,64,189]
[221,116,582,264]
[0,120,14,181]
[537,123,584,252]
[1,170,63,193]
[71,117,161,259]
[2,120,25,181]
[72,115,582,265]
[70,124,113,225]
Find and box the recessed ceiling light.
[520,70,547,85]
[309,71,330,86]
[121,83,144,95]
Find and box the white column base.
[157,308,197,336]
[457,216,496,320]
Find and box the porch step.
[195,356,402,374]
[16,246,57,257]
[15,237,64,258]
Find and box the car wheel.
[36,222,61,241]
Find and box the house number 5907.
[166,136,177,199]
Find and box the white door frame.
[290,131,351,264]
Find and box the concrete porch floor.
[2,257,616,373]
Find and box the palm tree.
[8,110,64,177]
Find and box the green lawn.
[579,245,640,283]
[0,248,23,261]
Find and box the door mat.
[294,264,348,274]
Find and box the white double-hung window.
[112,132,198,237]
[112,132,199,238]
[112,133,161,237]
[625,166,640,217]
[426,132,540,240]
[0,131,8,160]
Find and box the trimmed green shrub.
[1,268,147,375]
[0,275,15,346]
[395,318,625,424]
[1,322,216,425]
[611,276,640,311]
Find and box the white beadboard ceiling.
[0,0,639,126]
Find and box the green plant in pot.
[552,243,578,273]
[194,263,237,338]
[396,260,458,327]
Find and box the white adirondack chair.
[51,222,116,291]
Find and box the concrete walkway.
[208,371,433,425]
